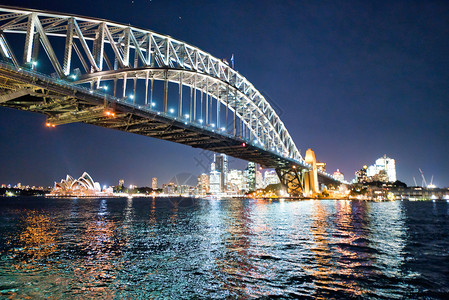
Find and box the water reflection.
[12,210,58,262]
[0,198,447,298]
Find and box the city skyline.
[0,0,448,187]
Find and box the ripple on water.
[0,197,448,298]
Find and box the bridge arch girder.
[0,5,302,162]
[75,67,298,158]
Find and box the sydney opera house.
[48,172,111,197]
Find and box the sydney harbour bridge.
[0,6,343,196]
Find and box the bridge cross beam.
[276,167,304,197]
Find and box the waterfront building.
[256,171,264,189]
[197,174,209,195]
[163,182,176,195]
[333,169,345,181]
[49,172,109,196]
[356,166,368,183]
[152,177,157,189]
[209,170,221,194]
[215,154,228,192]
[247,162,256,191]
[228,169,245,193]
[177,185,189,195]
[264,170,280,187]
[119,179,124,188]
[367,155,397,182]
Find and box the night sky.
[0,0,448,188]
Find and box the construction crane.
[419,168,436,188]
[419,168,427,187]
[428,175,436,189]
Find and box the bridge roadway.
[0,6,342,195]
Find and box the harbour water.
[0,197,448,299]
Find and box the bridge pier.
[303,149,319,196]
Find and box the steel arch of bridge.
[0,6,301,161]
[0,6,343,193]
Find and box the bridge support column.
[304,148,319,196]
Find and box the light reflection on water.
[0,197,448,299]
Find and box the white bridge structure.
[0,6,343,195]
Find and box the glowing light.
[32,61,38,66]
[129,94,134,100]
[220,127,225,131]
[151,102,156,107]
[89,90,93,94]
[184,114,190,118]
[199,119,203,123]
[211,123,215,128]
[169,108,175,113]
[242,143,246,147]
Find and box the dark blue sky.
[0,0,448,187]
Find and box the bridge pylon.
[303,148,319,196]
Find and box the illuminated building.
[367,155,397,182]
[209,170,221,194]
[152,177,157,189]
[214,154,228,192]
[163,182,176,194]
[256,171,264,189]
[227,169,245,193]
[356,166,368,183]
[316,161,326,172]
[177,185,189,195]
[264,169,280,187]
[197,173,209,195]
[246,162,256,191]
[333,169,345,181]
[49,172,109,196]
[118,179,124,188]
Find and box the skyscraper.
[264,170,280,187]
[209,170,221,194]
[214,154,228,192]
[152,177,157,189]
[247,162,256,191]
[197,173,209,195]
[256,170,264,189]
[367,155,396,182]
